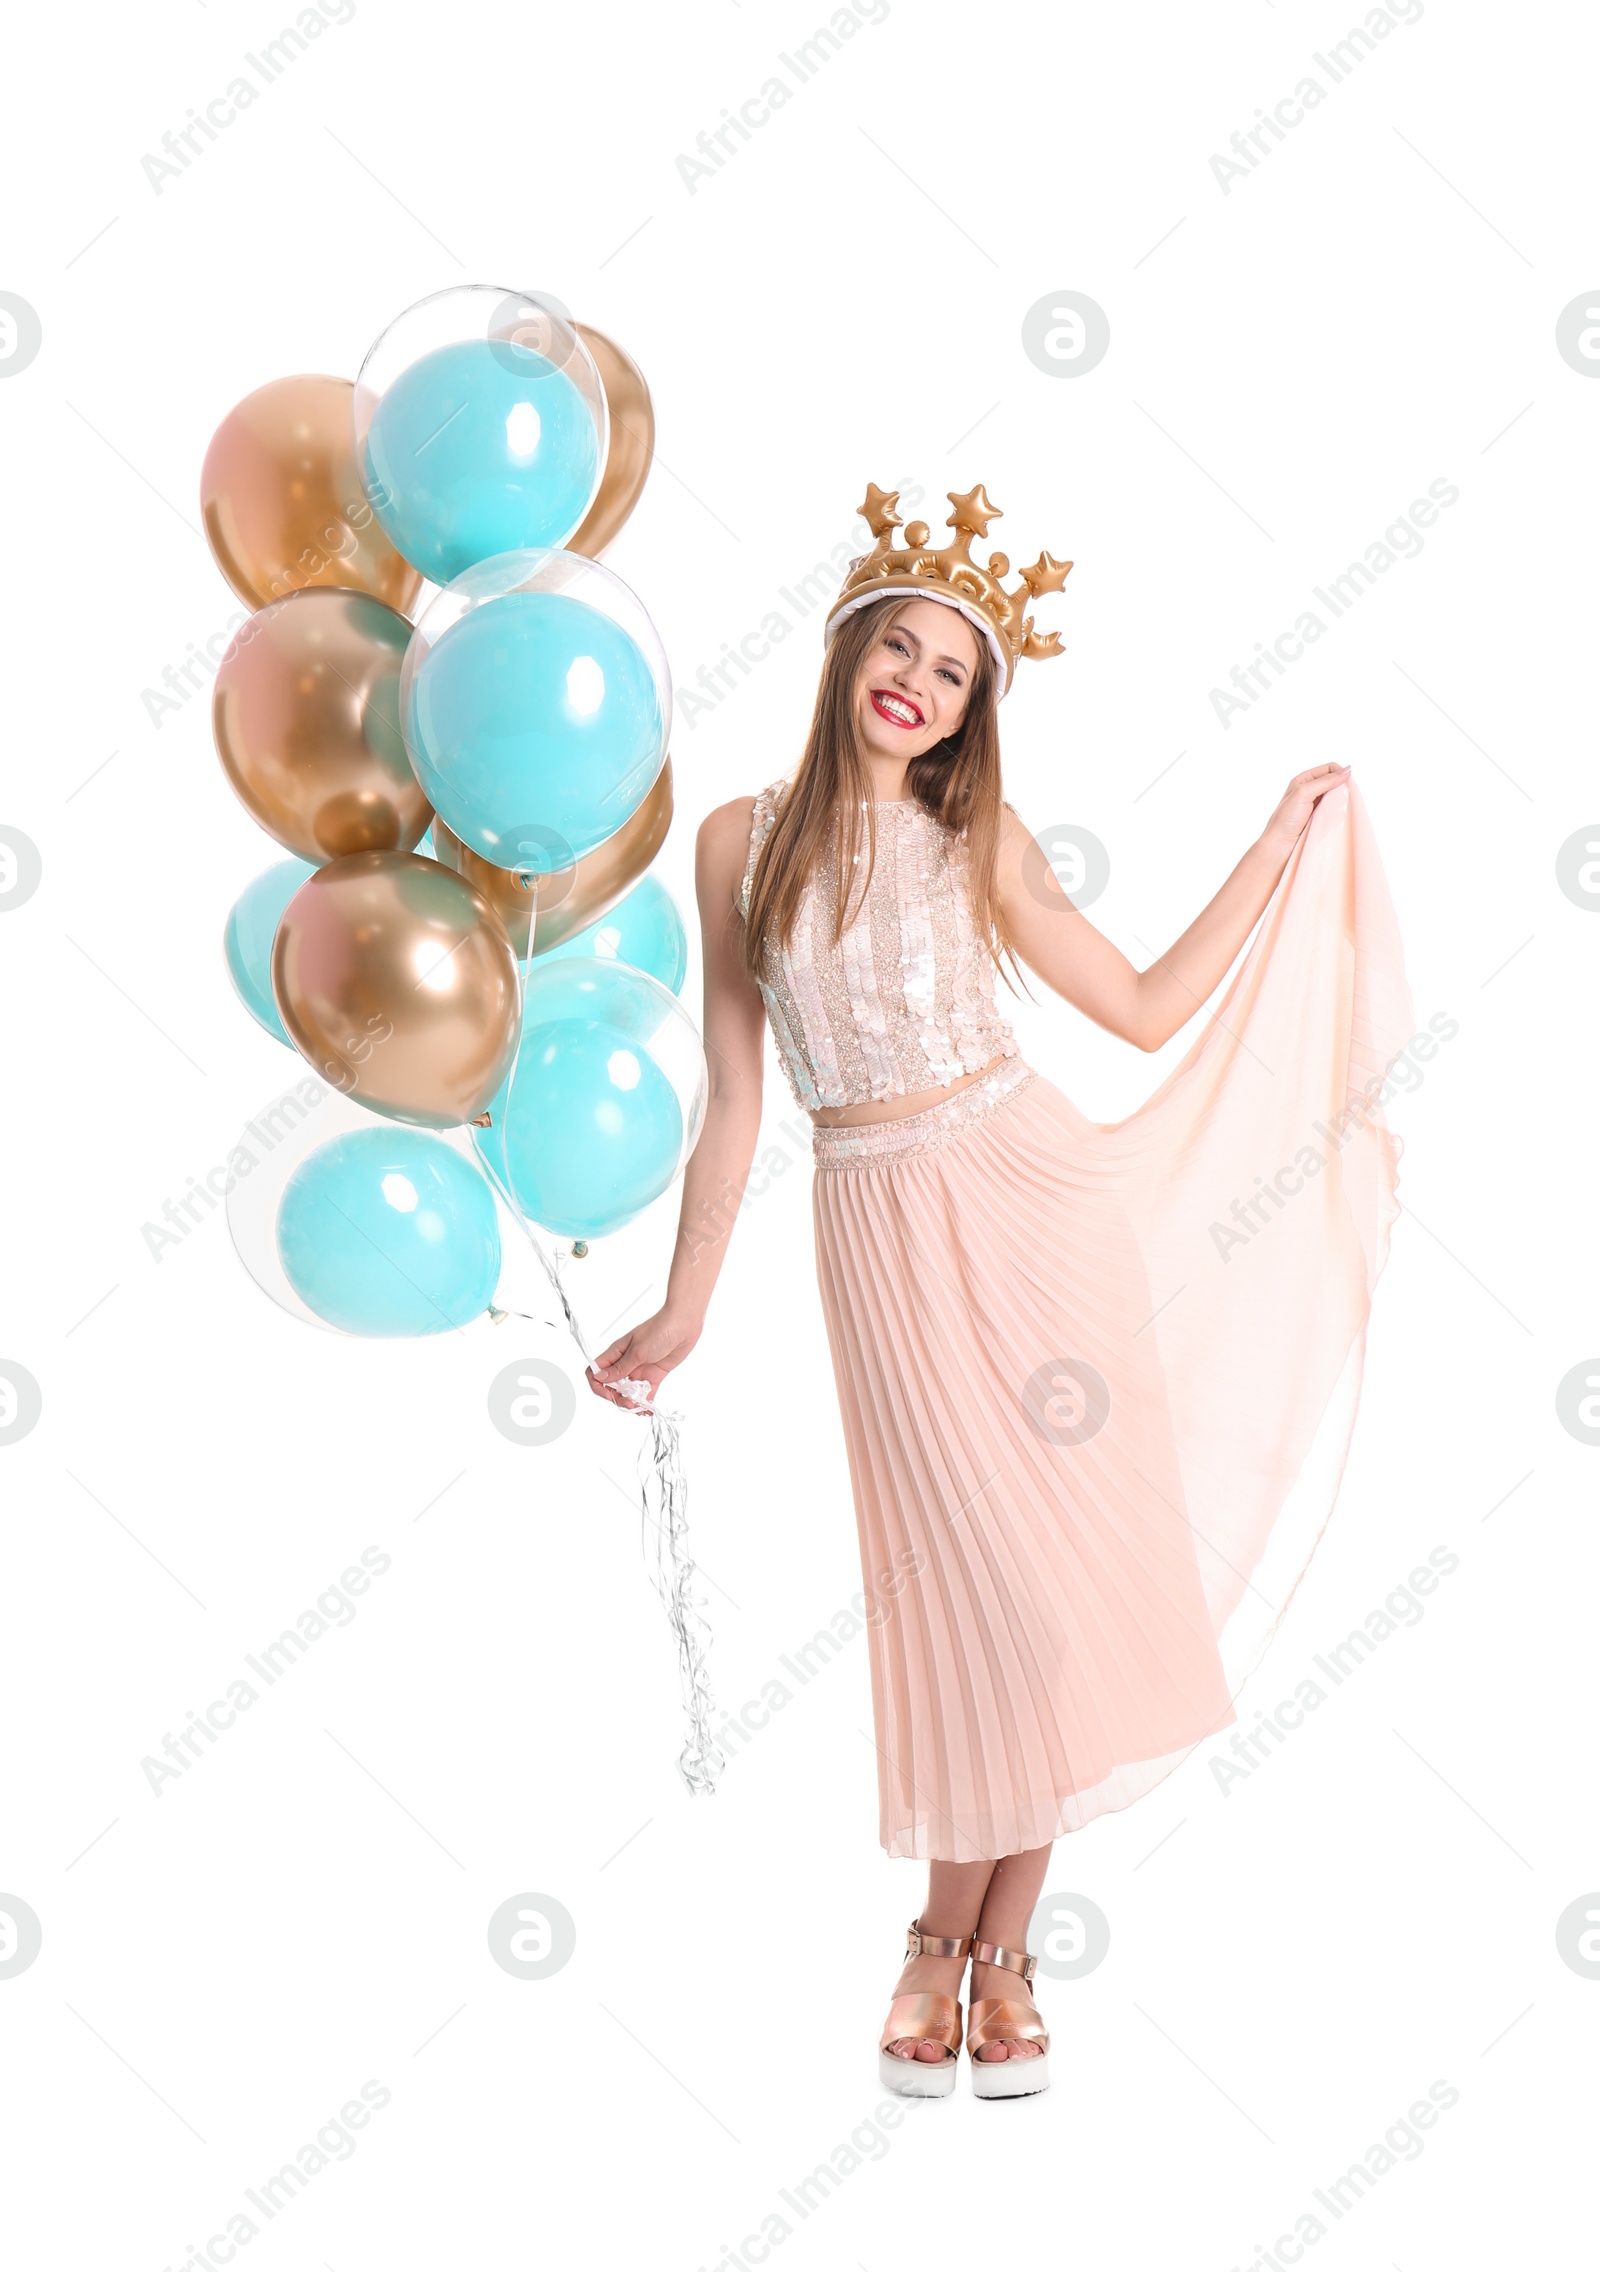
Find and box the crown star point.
[857,482,903,535]
[946,484,1002,538]
[1022,551,1073,598]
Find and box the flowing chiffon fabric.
[810,784,1412,1861]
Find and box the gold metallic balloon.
[201,373,423,615]
[569,324,654,558]
[273,853,520,1129]
[213,588,431,862]
[430,758,675,956]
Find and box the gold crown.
[824,482,1072,694]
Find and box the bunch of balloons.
[203,287,706,1338]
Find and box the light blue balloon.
[362,339,599,583]
[406,588,665,870]
[537,874,687,996]
[224,857,317,1045]
[276,1128,502,1337]
[473,961,684,1240]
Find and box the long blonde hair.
[741,594,1026,992]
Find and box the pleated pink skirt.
[811,783,1412,1861]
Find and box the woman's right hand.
[586,1307,703,1413]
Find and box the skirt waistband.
[812,1056,1037,1169]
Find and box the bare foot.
[884,1947,968,2062]
[968,1959,1045,2060]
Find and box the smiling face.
[852,597,982,764]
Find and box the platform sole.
[879,2047,959,2097]
[971,2051,1051,2099]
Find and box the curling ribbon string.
[486,1204,724,1796]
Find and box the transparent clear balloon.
[226,1076,506,1333]
[534,872,688,995]
[399,546,672,874]
[473,956,707,1242]
[352,286,608,584]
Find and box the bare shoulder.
[697,793,758,872]
[696,793,762,916]
[994,798,1066,911]
[994,797,1037,874]
[697,794,759,852]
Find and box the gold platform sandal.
[966,1934,1051,2099]
[878,1920,973,2098]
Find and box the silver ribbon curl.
[611,1372,725,1796]
[480,1137,725,1799]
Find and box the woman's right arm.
[586,797,768,1410]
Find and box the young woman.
[587,485,1410,2101]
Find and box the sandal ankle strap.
[970,1935,1038,1984]
[905,1917,975,1961]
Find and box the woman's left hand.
[1262,764,1352,857]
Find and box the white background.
[1,0,1594,2265]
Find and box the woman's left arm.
[995,763,1350,1052]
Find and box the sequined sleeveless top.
[738,778,1020,1111]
